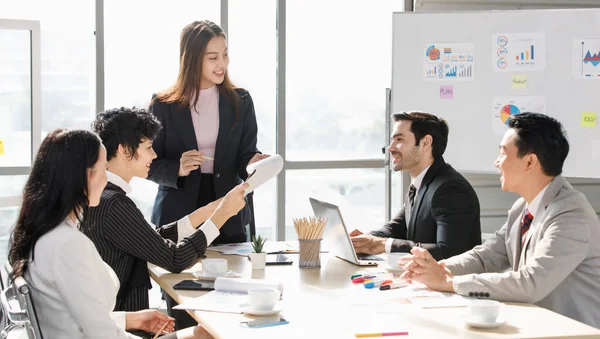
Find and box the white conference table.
[149,244,600,339]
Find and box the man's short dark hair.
[507,112,569,177]
[392,111,449,159]
[92,107,161,161]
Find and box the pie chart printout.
[500,104,521,125]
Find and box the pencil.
[152,322,169,339]
[201,156,214,160]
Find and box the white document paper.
[173,290,247,313]
[244,154,283,195]
[215,277,283,296]
[173,277,283,313]
[206,241,296,256]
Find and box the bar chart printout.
[493,32,546,72]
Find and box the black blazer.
[371,157,481,260]
[83,182,209,312]
[148,89,260,236]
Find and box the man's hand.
[210,183,249,228]
[350,234,386,255]
[400,247,455,292]
[125,309,174,334]
[179,150,204,177]
[349,229,363,237]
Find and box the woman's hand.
[125,309,175,334]
[248,153,270,167]
[179,150,205,177]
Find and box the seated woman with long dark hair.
[8,129,215,338]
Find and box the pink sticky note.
[440,85,453,99]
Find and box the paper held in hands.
[245,154,283,195]
[173,277,284,313]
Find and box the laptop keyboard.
[357,254,385,261]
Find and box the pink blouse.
[190,86,219,174]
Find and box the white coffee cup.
[248,288,279,311]
[202,258,227,277]
[387,252,410,269]
[468,300,501,323]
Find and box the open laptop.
[309,197,385,266]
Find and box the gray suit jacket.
[444,176,600,329]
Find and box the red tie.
[520,209,534,248]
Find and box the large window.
[104,0,220,220]
[1,0,95,134]
[285,169,386,240]
[229,0,277,239]
[1,2,404,252]
[0,29,31,167]
[286,0,402,161]
[1,0,94,271]
[284,1,403,239]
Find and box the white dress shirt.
[26,218,140,338]
[106,170,219,243]
[385,164,433,254]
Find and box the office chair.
[245,192,257,242]
[1,263,43,339]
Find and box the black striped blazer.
[83,182,208,311]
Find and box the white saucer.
[241,306,284,316]
[464,317,507,329]
[382,264,405,272]
[192,270,241,280]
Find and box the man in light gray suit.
[400,113,600,329]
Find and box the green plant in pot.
[249,235,267,270]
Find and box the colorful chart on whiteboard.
[493,32,546,72]
[573,39,600,79]
[492,95,547,135]
[423,43,475,81]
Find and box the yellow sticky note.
[0,139,4,155]
[581,112,597,127]
[512,75,527,89]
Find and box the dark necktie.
[405,184,417,223]
[520,209,534,248]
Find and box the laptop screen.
[308,197,359,264]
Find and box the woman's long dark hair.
[8,129,101,279]
[153,20,241,121]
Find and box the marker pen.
[379,281,407,290]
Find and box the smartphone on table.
[240,316,289,328]
[173,280,215,291]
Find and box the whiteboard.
[392,9,600,178]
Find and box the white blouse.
[25,218,140,339]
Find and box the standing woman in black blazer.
[149,20,267,244]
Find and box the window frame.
[0,19,41,208]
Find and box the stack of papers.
[206,242,298,256]
[173,277,283,313]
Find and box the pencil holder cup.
[299,239,322,268]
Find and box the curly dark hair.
[92,107,162,161]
